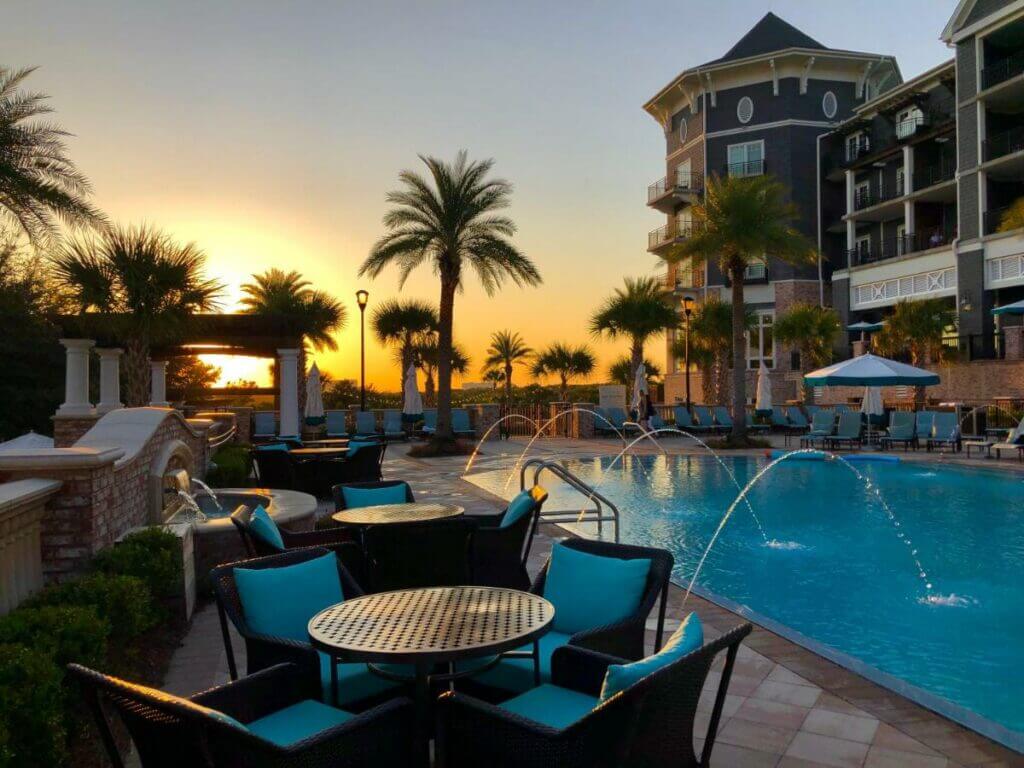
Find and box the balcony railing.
[912,158,956,190]
[853,179,904,210]
[985,205,1013,235]
[727,159,764,178]
[842,137,872,166]
[896,115,927,140]
[647,177,669,202]
[983,125,1024,162]
[647,221,697,250]
[982,50,1024,91]
[647,172,703,203]
[845,231,953,266]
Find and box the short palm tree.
[51,225,223,405]
[608,356,661,387]
[874,298,953,408]
[0,67,107,245]
[414,335,470,406]
[668,174,816,441]
[482,368,505,389]
[672,298,753,405]
[240,269,346,409]
[773,303,840,402]
[371,298,438,391]
[481,330,532,406]
[531,342,595,401]
[360,151,541,445]
[590,277,678,386]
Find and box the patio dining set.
[68,473,753,767]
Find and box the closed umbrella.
[402,364,424,424]
[630,362,648,417]
[755,362,772,416]
[860,386,885,443]
[304,362,325,426]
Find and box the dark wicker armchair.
[327,442,387,485]
[469,490,547,591]
[68,662,419,768]
[362,518,477,592]
[251,449,316,494]
[436,623,752,768]
[331,480,415,511]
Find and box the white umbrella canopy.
[755,363,772,414]
[402,364,424,421]
[630,363,648,413]
[304,362,325,425]
[0,431,54,451]
[804,353,940,387]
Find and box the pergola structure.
[53,314,306,438]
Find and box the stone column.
[1004,325,1024,361]
[57,339,95,416]
[548,402,571,437]
[150,360,169,407]
[572,403,596,439]
[96,348,124,414]
[277,348,301,438]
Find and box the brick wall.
[52,414,100,448]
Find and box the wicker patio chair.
[68,661,418,768]
[436,623,752,768]
[469,487,548,591]
[250,448,316,494]
[362,518,477,592]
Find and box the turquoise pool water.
[468,454,1024,744]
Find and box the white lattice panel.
[852,267,956,309]
[987,254,1024,284]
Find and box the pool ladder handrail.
[520,458,620,542]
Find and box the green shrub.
[0,643,66,768]
[206,444,252,486]
[0,605,107,671]
[28,573,155,641]
[92,527,182,600]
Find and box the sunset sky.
[3,0,951,389]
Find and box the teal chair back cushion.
[452,409,471,431]
[235,552,343,641]
[599,612,703,701]
[347,440,377,457]
[810,411,834,433]
[500,490,535,529]
[786,407,808,427]
[249,505,285,550]
[355,412,377,433]
[543,543,650,635]
[713,406,732,426]
[383,411,402,430]
[325,411,347,433]
[673,406,693,428]
[253,412,276,434]
[342,484,407,509]
[423,410,437,429]
[837,411,861,437]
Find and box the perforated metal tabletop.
[331,501,464,527]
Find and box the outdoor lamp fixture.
[356,290,369,411]
[682,295,696,410]
[959,291,973,313]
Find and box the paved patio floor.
[162,436,1023,767]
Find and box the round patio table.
[309,586,554,757]
[331,501,464,527]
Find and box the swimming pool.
[467,454,1024,747]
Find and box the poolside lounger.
[325,409,348,438]
[804,405,821,418]
[799,410,835,448]
[770,406,791,431]
[252,411,276,440]
[649,411,667,431]
[834,404,851,414]
[991,415,1024,462]
[352,410,382,438]
[692,405,722,434]
[451,408,476,438]
[826,411,863,450]
[673,406,713,434]
[420,409,437,436]
[744,412,770,432]
[926,412,961,452]
[606,406,639,435]
[915,411,936,445]
[713,406,735,432]
[880,411,916,451]
[785,407,810,431]
[382,409,407,441]
[965,414,1024,458]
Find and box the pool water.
[467,454,1024,744]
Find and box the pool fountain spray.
[463,414,548,473]
[174,490,208,523]
[190,478,223,513]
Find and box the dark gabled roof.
[703,12,826,66]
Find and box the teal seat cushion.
[500,491,534,529]
[347,441,376,457]
[257,443,289,452]
[471,630,571,693]
[317,652,404,705]
[247,699,353,746]
[543,544,650,635]
[235,552,342,641]
[342,484,406,509]
[599,612,703,702]
[249,505,284,550]
[499,684,598,730]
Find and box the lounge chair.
[252,411,276,441]
[606,406,638,435]
[785,407,810,432]
[712,406,735,432]
[992,415,1024,462]
[352,411,381,439]
[419,409,437,436]
[965,414,1024,458]
[325,410,348,438]
[926,412,961,452]
[799,410,835,448]
[745,412,770,432]
[915,411,936,447]
[382,409,406,441]
[673,406,712,435]
[451,408,476,438]
[68,661,417,768]
[834,404,851,414]
[825,411,863,450]
[593,407,617,436]
[880,411,916,451]
[650,410,667,431]
[804,404,821,418]
[692,405,722,434]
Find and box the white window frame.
[846,130,868,162]
[747,311,775,370]
[737,96,754,124]
[676,159,692,190]
[854,179,871,208]
[822,91,838,119]
[855,234,872,261]
[727,140,765,178]
[895,166,905,196]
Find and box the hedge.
[92,526,182,600]
[0,643,66,768]
[205,444,252,487]
[27,573,156,642]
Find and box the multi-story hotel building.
[646,2,1024,404]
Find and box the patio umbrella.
[402,364,424,424]
[847,320,885,343]
[755,362,772,416]
[0,431,53,451]
[804,353,939,387]
[304,362,325,426]
[630,362,648,416]
[992,299,1024,315]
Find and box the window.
[854,179,870,210]
[822,91,838,119]
[727,140,764,177]
[854,234,871,264]
[896,107,925,140]
[678,117,688,144]
[747,312,774,369]
[676,159,692,190]
[895,167,905,196]
[846,131,869,162]
[744,261,767,280]
[675,210,692,237]
[737,96,754,124]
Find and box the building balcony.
[985,205,1014,236]
[845,231,953,267]
[913,158,956,191]
[726,159,765,178]
[841,137,872,167]
[647,172,703,212]
[854,181,904,211]
[982,50,1024,91]
[983,126,1024,163]
[657,268,699,293]
[647,221,697,253]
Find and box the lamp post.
[682,295,695,410]
[356,290,369,411]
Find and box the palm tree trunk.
[801,344,815,404]
[123,339,151,407]
[730,270,748,442]
[400,343,413,395]
[424,370,436,406]
[435,278,457,441]
[504,363,513,405]
[630,339,644,383]
[560,375,568,402]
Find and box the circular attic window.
[737,96,754,124]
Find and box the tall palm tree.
[668,175,816,441]
[0,67,106,245]
[239,269,346,408]
[773,303,841,402]
[360,151,542,444]
[51,225,223,405]
[371,298,438,391]
[590,277,678,385]
[481,329,532,406]
[608,356,661,387]
[414,336,470,406]
[874,298,953,408]
[531,342,595,401]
